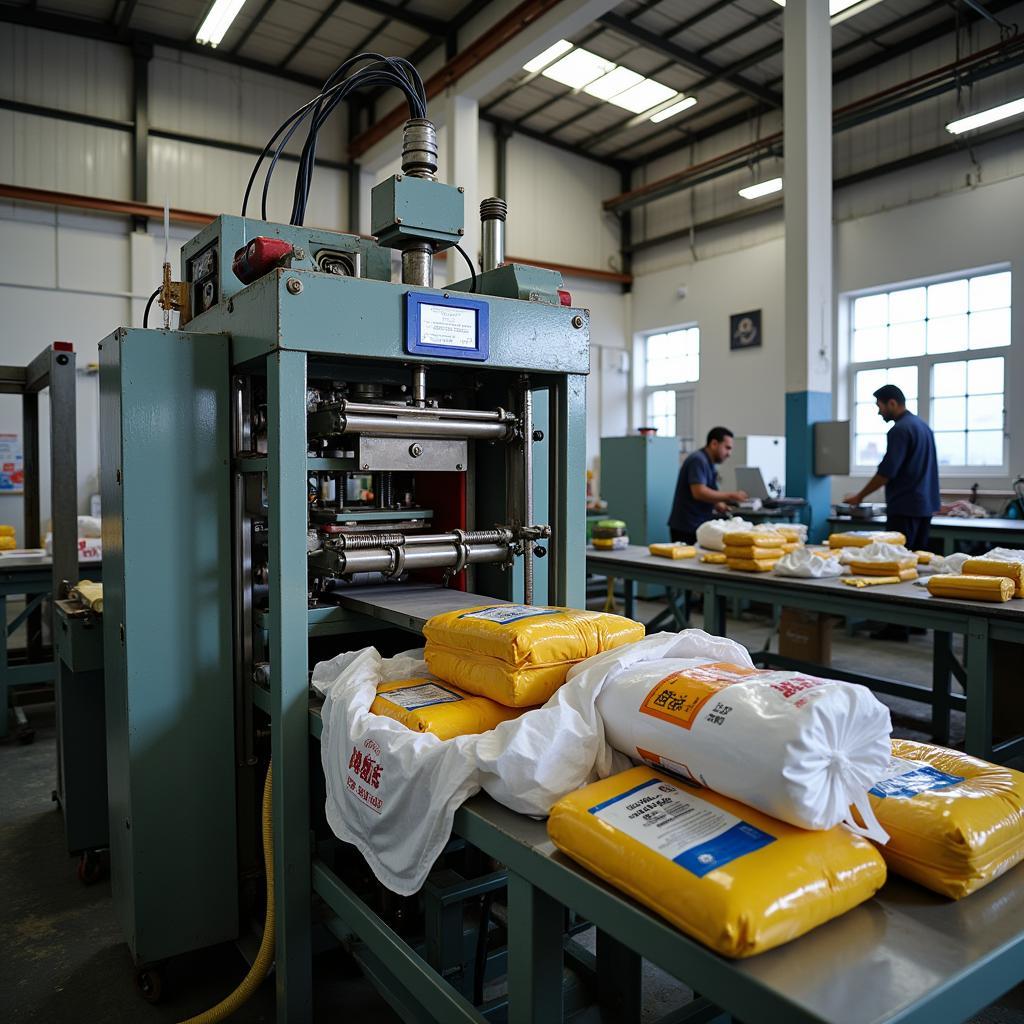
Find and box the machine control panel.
[405,292,489,361]
[188,243,219,317]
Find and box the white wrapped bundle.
[772,547,844,578]
[836,540,915,566]
[695,518,753,551]
[594,657,891,837]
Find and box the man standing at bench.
[668,426,748,544]
[844,383,940,640]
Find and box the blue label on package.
[405,291,490,361]
[870,765,964,799]
[674,821,776,878]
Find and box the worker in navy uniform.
[844,383,940,640]
[668,426,748,544]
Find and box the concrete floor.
[2,605,1024,1023]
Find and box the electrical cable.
[243,54,427,225]
[142,287,161,329]
[453,243,478,293]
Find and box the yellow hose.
[603,577,617,614]
[179,763,275,1024]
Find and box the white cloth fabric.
[313,631,749,894]
[590,653,891,838]
[772,547,845,578]
[837,541,915,565]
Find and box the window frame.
[638,322,700,440]
[843,266,1010,477]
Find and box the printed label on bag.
[639,663,756,729]
[636,747,700,785]
[378,682,463,711]
[588,777,775,878]
[751,671,829,708]
[461,605,560,625]
[869,756,964,799]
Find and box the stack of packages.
[840,541,919,587]
[928,553,1024,602]
[649,542,696,560]
[546,642,1024,958]
[828,530,907,550]
[722,529,786,572]
[422,604,645,711]
[591,519,629,551]
[0,525,15,551]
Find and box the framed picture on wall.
[730,310,762,350]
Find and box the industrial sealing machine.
[98,55,588,1017]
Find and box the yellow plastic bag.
[423,605,644,707]
[649,543,696,560]
[915,550,934,565]
[828,531,906,548]
[0,524,14,537]
[722,545,785,561]
[370,678,523,740]
[701,552,727,564]
[726,557,779,572]
[0,536,15,551]
[781,541,802,553]
[723,531,784,548]
[927,574,1014,602]
[548,766,886,958]
[847,558,918,576]
[842,574,911,588]
[961,558,1024,598]
[867,739,1024,898]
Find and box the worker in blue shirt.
[668,426,748,543]
[843,384,941,549]
[844,384,940,641]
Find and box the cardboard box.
[778,608,833,666]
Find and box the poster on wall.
[0,434,23,494]
[730,310,762,350]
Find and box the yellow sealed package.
[722,545,785,561]
[847,558,918,576]
[649,543,696,560]
[548,767,886,958]
[828,531,906,549]
[843,575,906,588]
[723,531,784,548]
[961,558,1024,597]
[423,605,644,707]
[866,739,1024,898]
[701,551,727,564]
[927,574,1015,602]
[0,524,14,537]
[0,536,15,551]
[726,557,780,572]
[371,678,522,740]
[915,550,934,565]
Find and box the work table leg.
[507,871,564,1024]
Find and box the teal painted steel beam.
[506,871,564,1024]
[548,375,587,607]
[267,348,313,1021]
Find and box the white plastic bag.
[588,652,892,838]
[695,518,752,551]
[773,547,844,578]
[837,540,914,565]
[313,631,750,893]
[983,547,1024,563]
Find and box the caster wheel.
[77,850,105,885]
[135,966,165,1004]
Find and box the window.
[848,269,1009,472]
[642,326,699,439]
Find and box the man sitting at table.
[668,426,748,544]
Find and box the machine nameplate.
[405,292,489,361]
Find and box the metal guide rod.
[400,119,438,289]
[337,400,513,423]
[335,413,510,440]
[480,197,507,274]
[326,542,509,574]
[521,377,534,605]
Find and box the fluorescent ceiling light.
[610,78,678,113]
[584,66,643,101]
[649,95,698,123]
[772,0,885,24]
[945,97,1024,135]
[738,177,783,200]
[542,49,615,89]
[196,0,248,46]
[522,39,573,74]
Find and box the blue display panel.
[405,291,490,361]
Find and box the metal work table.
[333,582,501,634]
[585,546,1024,762]
[305,583,1024,1024]
[1,554,102,739]
[828,515,1024,554]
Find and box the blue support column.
[267,348,312,1022]
[786,391,832,542]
